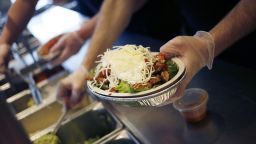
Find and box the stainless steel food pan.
[102,129,141,144]
[7,70,69,114]
[17,94,94,138]
[56,102,123,144]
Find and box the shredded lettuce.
[166,60,178,77]
[116,81,134,93]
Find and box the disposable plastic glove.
[49,31,84,67]
[0,43,11,73]
[56,66,90,108]
[160,31,215,98]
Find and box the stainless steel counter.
[101,34,256,144]
[102,59,256,144]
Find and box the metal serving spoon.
[52,104,69,134]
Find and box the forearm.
[82,0,146,69]
[210,0,256,56]
[76,15,98,41]
[0,0,38,45]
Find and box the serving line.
[1,4,254,143]
[23,21,256,143]
[82,31,256,144]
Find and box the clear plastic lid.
[173,88,209,112]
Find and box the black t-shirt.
[75,0,182,41]
[177,0,239,33]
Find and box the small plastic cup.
[173,88,209,123]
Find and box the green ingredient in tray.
[27,98,35,107]
[84,136,100,144]
[106,139,135,144]
[33,133,60,144]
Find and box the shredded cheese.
[93,45,155,90]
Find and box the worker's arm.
[0,0,38,73]
[160,0,256,99]
[82,0,147,69]
[0,0,38,45]
[210,0,256,56]
[56,0,147,108]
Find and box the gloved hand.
[49,31,84,67]
[0,43,11,73]
[56,65,90,108]
[160,31,215,98]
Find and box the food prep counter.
[1,5,256,144]
[2,67,133,144]
[98,33,256,144]
[58,32,256,144]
